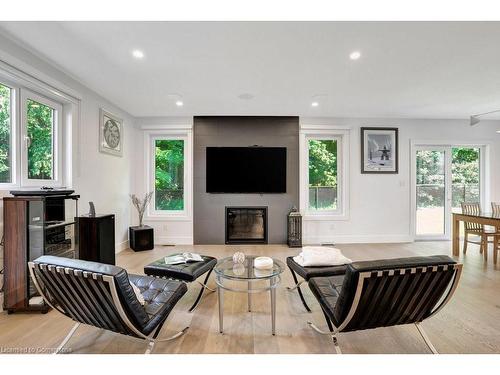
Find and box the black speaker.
[78,214,116,265]
[129,225,154,251]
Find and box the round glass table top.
[214,255,285,280]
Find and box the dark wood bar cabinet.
[2,194,79,314]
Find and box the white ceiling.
[1,21,500,119]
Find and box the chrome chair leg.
[307,321,331,335]
[307,322,343,353]
[156,326,190,342]
[144,326,189,354]
[287,266,311,312]
[54,322,80,354]
[415,323,438,354]
[307,308,334,335]
[189,268,215,312]
[197,281,215,292]
[332,335,342,354]
[287,279,305,291]
[145,340,155,354]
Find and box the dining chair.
[491,202,500,263]
[461,202,499,260]
[492,202,500,215]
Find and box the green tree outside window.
[155,139,184,210]
[308,139,338,210]
[26,99,54,180]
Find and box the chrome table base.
[216,275,280,336]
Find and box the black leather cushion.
[308,275,345,327]
[129,274,188,335]
[144,255,217,282]
[34,256,150,329]
[286,256,347,280]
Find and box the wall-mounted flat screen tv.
[206,147,286,193]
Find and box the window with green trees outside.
[0,83,11,183]
[308,139,338,210]
[155,139,184,210]
[26,99,55,180]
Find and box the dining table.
[452,211,500,256]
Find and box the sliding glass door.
[414,145,481,240]
[415,147,449,239]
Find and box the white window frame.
[0,79,17,187]
[0,63,77,191]
[20,89,63,187]
[300,125,350,220]
[144,128,193,221]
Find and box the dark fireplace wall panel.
[193,116,299,244]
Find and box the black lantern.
[287,206,302,248]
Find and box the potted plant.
[129,192,154,251]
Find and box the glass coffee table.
[214,255,285,335]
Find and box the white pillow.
[293,246,352,267]
[131,283,145,305]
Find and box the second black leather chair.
[306,255,462,354]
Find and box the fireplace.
[225,207,268,244]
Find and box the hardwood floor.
[1,241,499,354]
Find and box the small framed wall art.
[99,109,123,156]
[360,127,398,174]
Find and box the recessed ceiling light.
[175,100,184,107]
[311,101,319,107]
[132,49,144,59]
[496,130,500,134]
[238,93,254,100]
[349,51,361,60]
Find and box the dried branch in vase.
[130,192,153,227]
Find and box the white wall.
[132,115,500,246]
[300,117,500,244]
[0,32,139,256]
[133,117,194,245]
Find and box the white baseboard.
[303,234,414,245]
[115,240,129,253]
[155,235,193,245]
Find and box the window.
[300,126,350,219]
[21,90,62,186]
[26,99,54,179]
[154,139,184,211]
[0,82,12,183]
[145,128,192,220]
[308,139,338,211]
[0,65,73,189]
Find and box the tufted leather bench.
[286,256,347,312]
[144,254,217,312]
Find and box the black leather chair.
[306,256,462,354]
[286,256,347,312]
[28,256,189,354]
